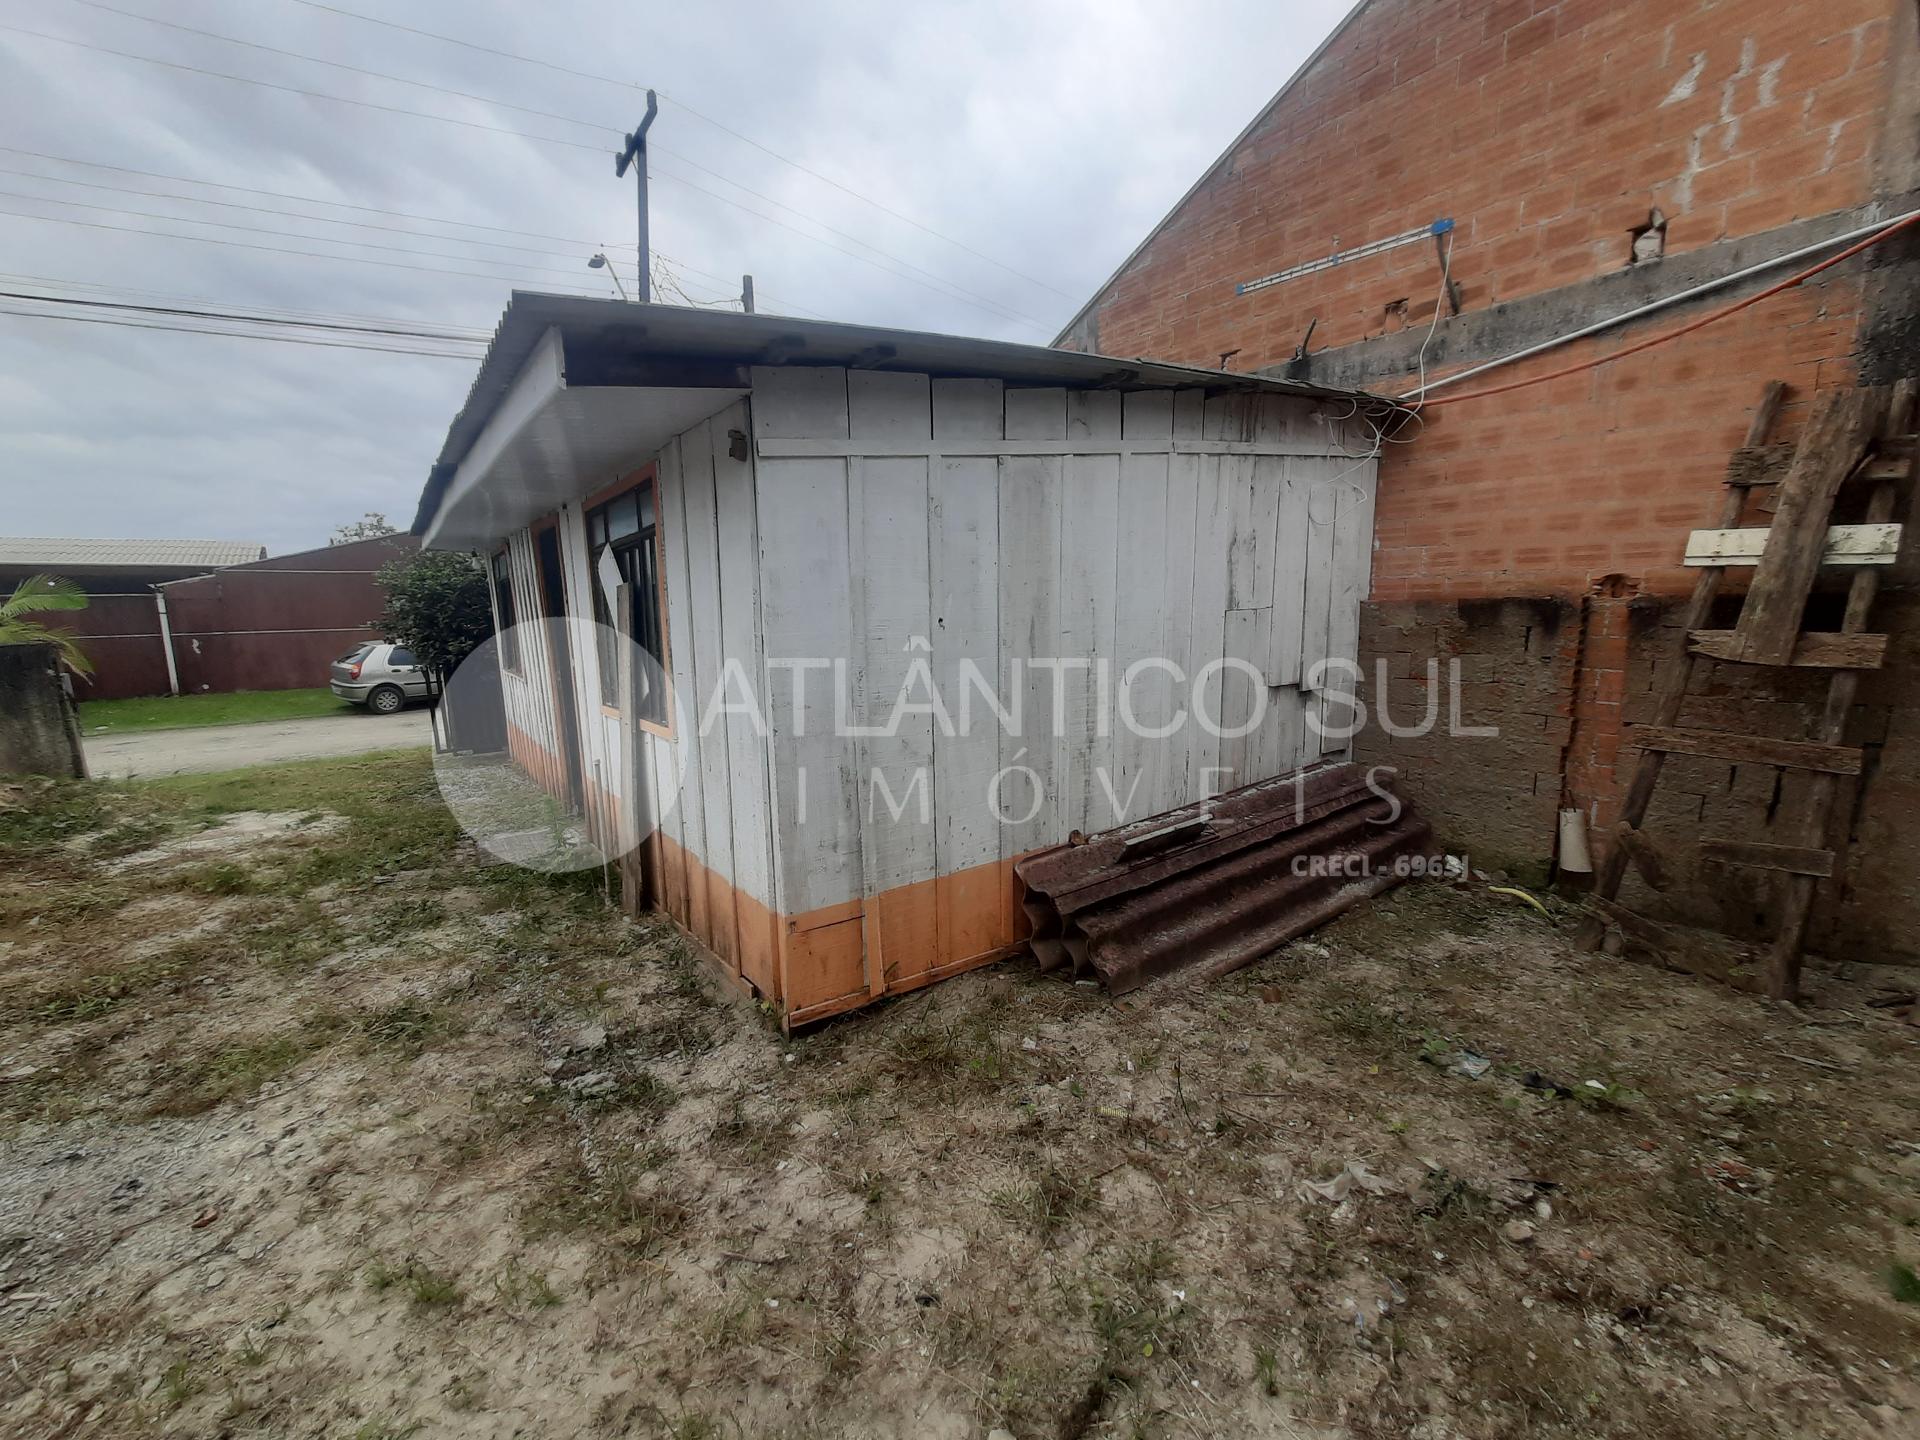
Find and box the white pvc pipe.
[1406,207,1920,401]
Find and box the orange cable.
[1418,210,1920,409]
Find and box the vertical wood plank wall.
[748,368,1376,1025]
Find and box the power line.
[0,206,611,292]
[280,0,1078,301]
[0,287,491,343]
[0,143,631,250]
[0,165,605,263]
[0,304,484,358]
[0,270,495,334]
[4,14,1047,329]
[0,188,607,281]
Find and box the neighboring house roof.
[0,537,267,571]
[1052,0,1379,346]
[414,291,1393,541]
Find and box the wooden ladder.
[1581,378,1917,1000]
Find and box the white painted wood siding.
[749,368,1376,920]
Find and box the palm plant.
[0,573,93,676]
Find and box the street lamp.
[588,252,628,302]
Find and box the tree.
[331,512,397,545]
[377,550,493,681]
[0,573,92,676]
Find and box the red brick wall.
[1072,0,1905,600]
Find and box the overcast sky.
[0,0,1353,555]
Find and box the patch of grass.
[159,1357,202,1408]
[884,1009,1014,1093]
[349,1420,423,1440]
[151,1022,343,1115]
[527,1153,689,1252]
[991,1166,1097,1243]
[358,998,462,1056]
[178,860,257,895]
[492,1261,563,1309]
[79,687,354,734]
[1891,1261,1920,1305]
[1254,1345,1280,1396]
[365,1257,462,1307]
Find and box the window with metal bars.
[584,472,665,721]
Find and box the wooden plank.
[1631,725,1862,774]
[1264,454,1311,687]
[930,377,1006,965]
[1687,629,1887,669]
[711,401,778,993]
[680,418,736,964]
[655,435,701,932]
[1683,521,1901,567]
[1319,457,1377,757]
[1612,820,1672,891]
[1728,386,1886,665]
[1698,839,1836,877]
[1190,397,1242,798]
[1297,455,1341,697]
[1158,390,1205,810]
[847,371,936,993]
[1059,391,1122,834]
[999,388,1067,859]
[1723,442,1793,487]
[1113,390,1174,825]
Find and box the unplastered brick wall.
[1072,0,1894,375]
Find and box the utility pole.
[741,274,755,314]
[614,90,658,303]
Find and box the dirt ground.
[2,751,1917,1440]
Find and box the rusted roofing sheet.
[1016,762,1431,993]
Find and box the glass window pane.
[606,490,640,540]
[588,512,607,548]
[638,480,656,531]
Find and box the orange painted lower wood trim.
[622,814,1037,1031]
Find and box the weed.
[1573,1079,1642,1113]
[350,1421,423,1440]
[672,1412,722,1439]
[528,1154,689,1252]
[1891,1262,1920,1305]
[493,1261,564,1309]
[358,998,461,1056]
[365,1257,462,1307]
[1319,996,1410,1044]
[992,1167,1097,1243]
[179,860,256,895]
[159,1357,201,1407]
[233,1339,270,1368]
[1254,1345,1280,1396]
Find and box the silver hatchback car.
[330,641,430,714]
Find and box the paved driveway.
[85,709,432,779]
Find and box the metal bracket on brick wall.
[1237,218,1455,297]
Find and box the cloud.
[0,0,1353,553]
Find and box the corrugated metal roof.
[0,537,266,570]
[412,291,1399,535]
